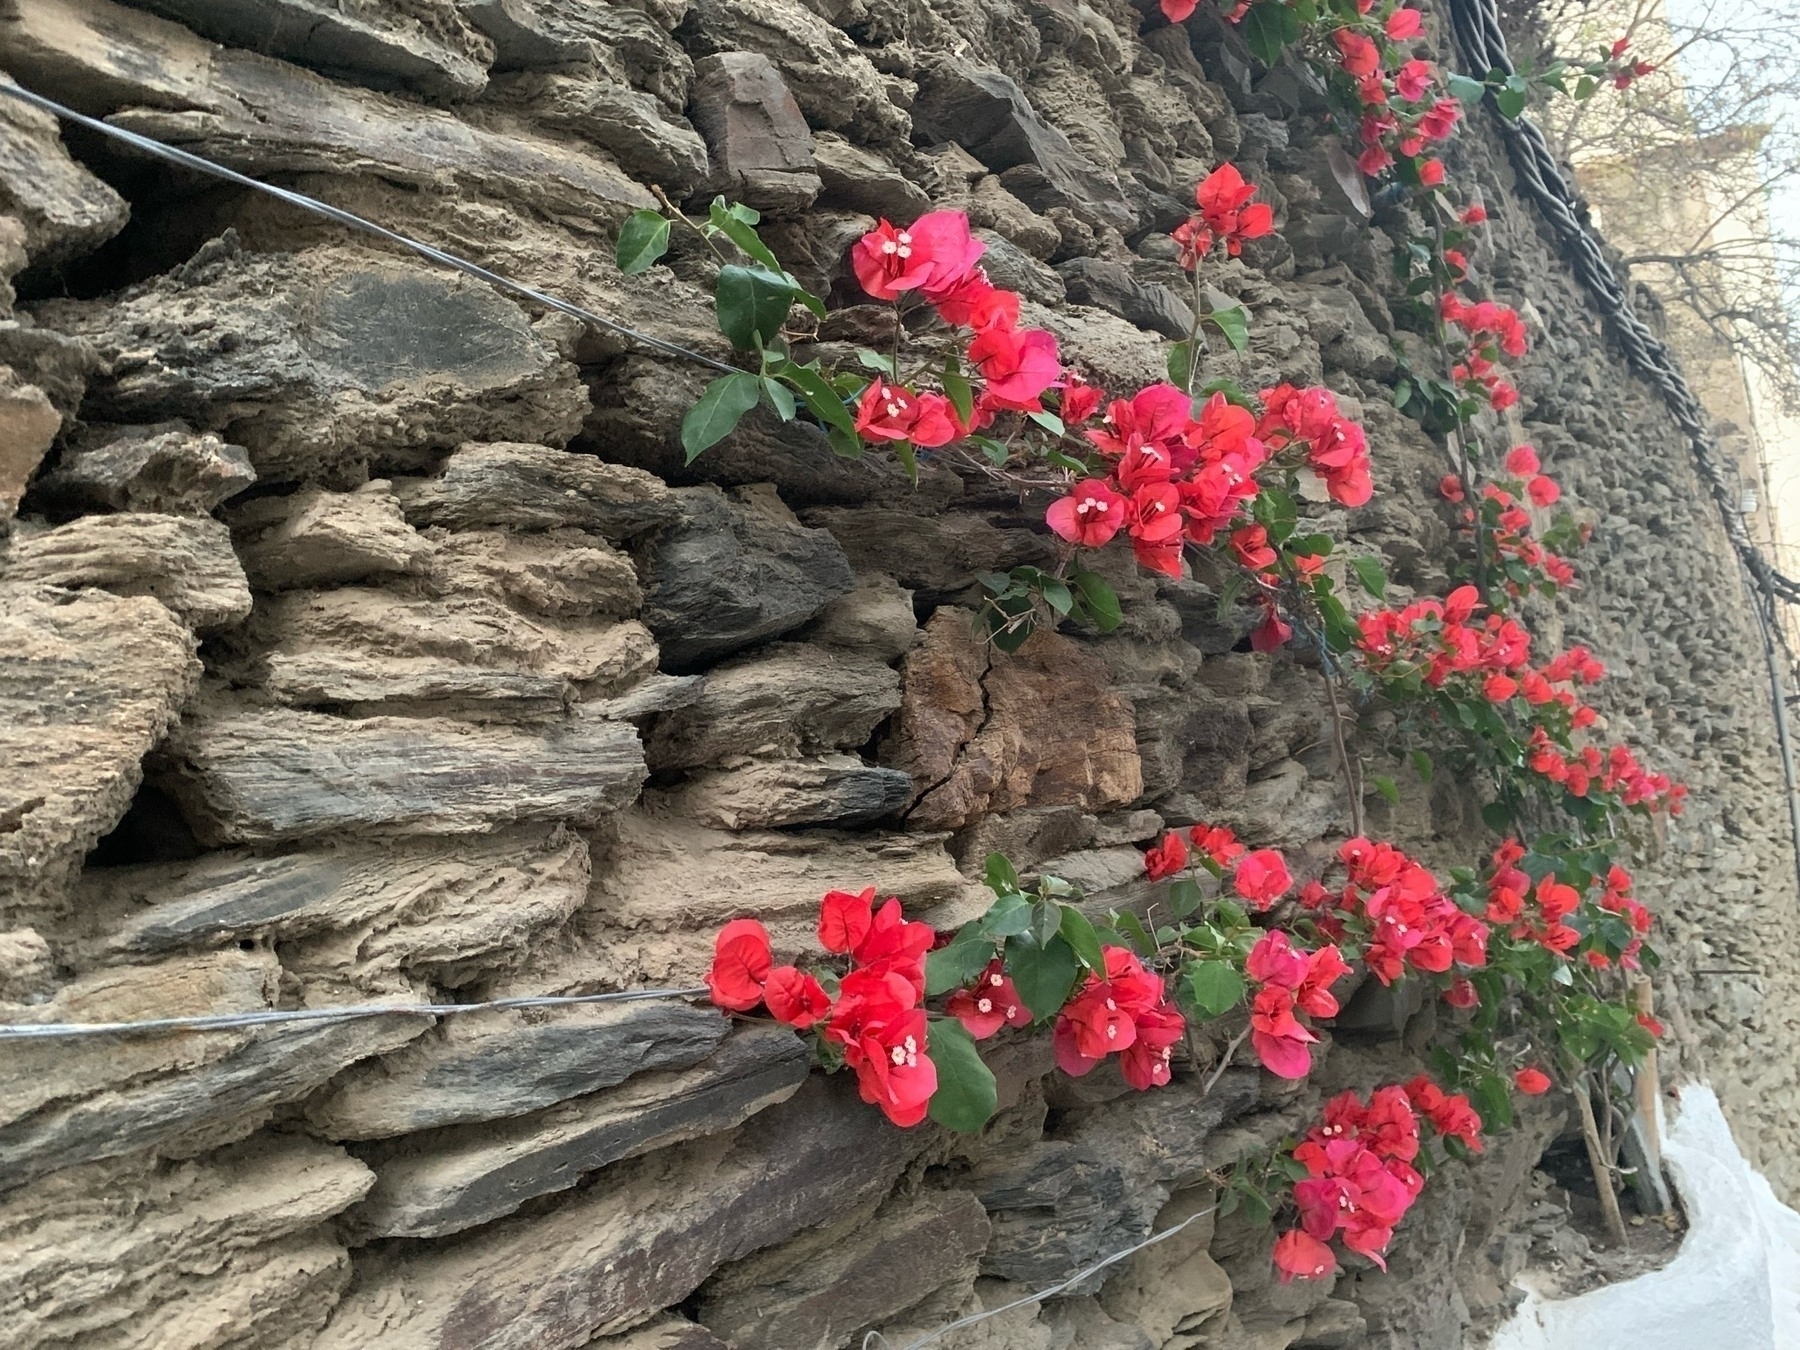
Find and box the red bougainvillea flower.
[854,381,923,444]
[907,210,988,300]
[705,918,773,1011]
[1395,57,1434,101]
[1247,930,1309,989]
[947,960,1032,1039]
[969,321,1061,409]
[818,887,876,954]
[1144,830,1190,880]
[1047,478,1127,547]
[854,898,935,982]
[1120,1003,1186,1089]
[1189,822,1246,868]
[1160,0,1200,19]
[1234,848,1293,908]
[1195,163,1274,256]
[1054,947,1172,1079]
[843,1007,937,1127]
[1250,984,1318,1079]
[1514,1067,1552,1095]
[1297,944,1352,1018]
[1333,27,1381,78]
[1386,7,1423,38]
[1061,373,1105,425]
[1230,523,1278,571]
[851,219,935,301]
[763,965,830,1029]
[1273,1228,1338,1282]
[1527,474,1560,506]
[1251,604,1293,651]
[1404,1075,1485,1151]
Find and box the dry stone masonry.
[0,0,1795,1346]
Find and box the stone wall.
[0,0,1795,1347]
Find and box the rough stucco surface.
[0,0,1794,1345]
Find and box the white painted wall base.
[1489,1086,1800,1350]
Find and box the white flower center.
[976,997,993,1013]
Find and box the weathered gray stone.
[0,584,200,919]
[639,485,854,671]
[696,1188,991,1349]
[0,74,129,267]
[160,702,647,844]
[812,133,931,219]
[0,365,59,522]
[911,66,1135,231]
[0,321,101,418]
[396,441,677,539]
[232,485,430,590]
[584,1317,732,1350]
[311,1076,925,1350]
[689,52,820,212]
[423,527,642,619]
[644,643,900,770]
[0,955,426,1186]
[348,1026,809,1237]
[80,827,589,987]
[3,514,252,631]
[0,0,651,223]
[38,247,590,485]
[797,571,918,662]
[1058,257,1196,341]
[665,754,914,829]
[460,0,695,111]
[486,70,709,196]
[802,506,1056,601]
[246,589,657,715]
[309,999,732,1140]
[35,424,256,515]
[0,1137,372,1350]
[127,0,494,100]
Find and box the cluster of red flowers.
[1143,826,1292,908]
[1439,293,1526,411]
[1306,837,1489,987]
[1246,930,1352,1079]
[1278,1085,1424,1279]
[1440,445,1581,595]
[1485,840,1656,969]
[1354,584,1534,689]
[704,888,940,1126]
[1316,2,1461,182]
[849,210,1062,445]
[1047,384,1266,576]
[945,958,1033,1039]
[1258,383,1375,508]
[1525,727,1686,811]
[1053,946,1187,1089]
[1606,36,1658,89]
[1173,162,1275,266]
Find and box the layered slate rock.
[395,441,677,539]
[880,609,1143,831]
[2,514,253,631]
[127,0,495,100]
[160,703,647,844]
[643,643,901,770]
[802,506,1056,601]
[0,1137,373,1350]
[664,755,914,829]
[639,485,854,671]
[347,1026,809,1238]
[484,69,710,197]
[695,1188,992,1348]
[0,74,129,267]
[38,246,590,484]
[0,365,61,522]
[0,584,200,919]
[308,999,732,1139]
[0,0,651,223]
[911,66,1136,231]
[421,528,642,620]
[33,423,257,515]
[311,1077,926,1349]
[79,826,590,986]
[0,950,426,1185]
[1058,258,1196,341]
[689,52,820,212]
[232,485,430,590]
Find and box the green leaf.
[981,892,1034,938]
[1235,1185,1272,1228]
[1495,85,1527,119]
[1166,339,1196,389]
[857,348,897,375]
[943,366,975,427]
[1470,1073,1514,1131]
[926,925,998,996]
[1168,877,1204,919]
[1411,749,1434,784]
[1182,960,1245,1018]
[778,361,857,435]
[826,425,864,459]
[1242,0,1301,66]
[1029,898,1062,949]
[761,376,796,422]
[708,199,823,317]
[1028,410,1066,436]
[1059,904,1107,973]
[1372,774,1400,805]
[972,434,1010,467]
[927,1019,998,1133]
[985,852,1022,895]
[894,442,919,486]
[1447,72,1489,103]
[1112,910,1156,956]
[1350,555,1388,599]
[715,264,796,350]
[1006,934,1081,1019]
[1199,377,1254,408]
[1575,74,1597,100]
[1205,304,1250,354]
[1040,577,1074,615]
[615,209,671,275]
[1070,570,1123,632]
[680,371,761,463]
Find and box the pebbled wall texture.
[0,0,1796,1347]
